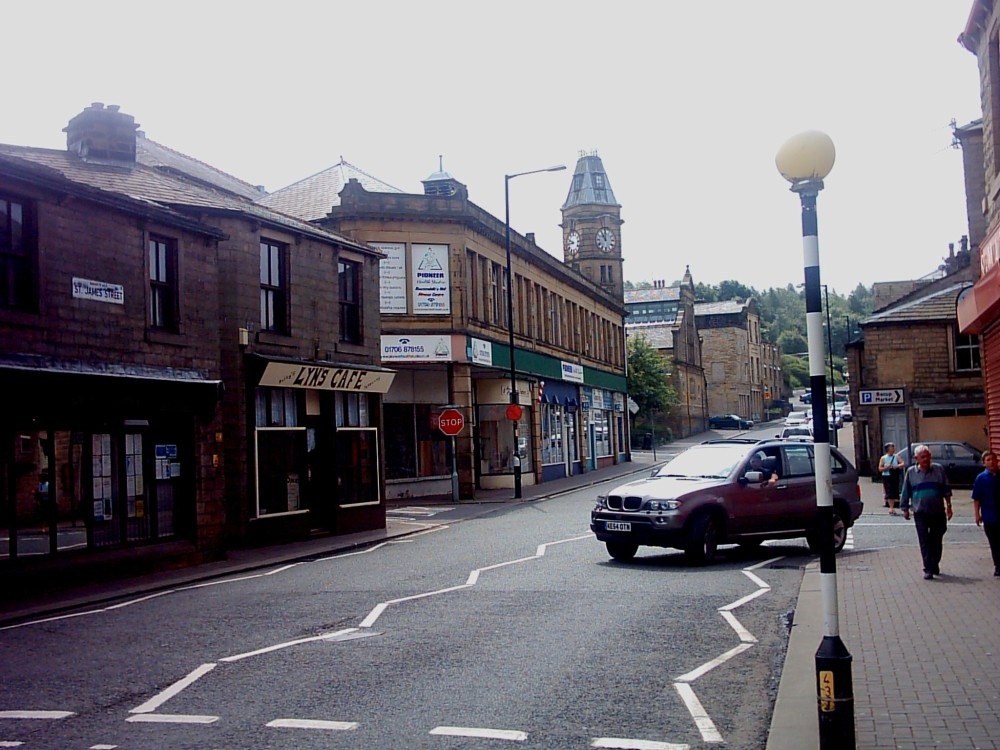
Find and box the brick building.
[623,270,708,437]
[0,104,392,587]
[264,154,629,498]
[695,298,764,422]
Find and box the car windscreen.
[652,445,747,479]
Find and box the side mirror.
[744,470,765,483]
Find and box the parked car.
[708,414,753,430]
[896,441,985,487]
[800,392,812,404]
[838,403,852,422]
[776,426,813,441]
[785,411,810,426]
[591,438,863,563]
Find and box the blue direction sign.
[859,388,904,405]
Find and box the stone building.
[623,269,707,437]
[0,104,392,589]
[695,298,764,422]
[263,153,629,499]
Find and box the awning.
[252,353,396,394]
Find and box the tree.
[626,335,676,416]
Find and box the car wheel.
[806,509,848,554]
[685,514,719,564]
[606,541,638,561]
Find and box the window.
[489,263,501,325]
[0,193,34,310]
[954,330,981,372]
[383,403,451,480]
[339,258,362,344]
[149,235,177,330]
[260,239,287,333]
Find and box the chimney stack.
[64,102,139,165]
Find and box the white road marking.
[591,739,688,749]
[267,718,358,730]
[675,643,754,682]
[358,535,589,628]
[130,663,216,714]
[718,586,769,611]
[719,610,757,643]
[220,628,358,663]
[387,506,454,517]
[741,569,771,588]
[90,745,118,749]
[125,713,218,724]
[430,725,527,741]
[0,711,74,720]
[0,742,24,747]
[674,683,724,744]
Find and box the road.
[0,424,981,749]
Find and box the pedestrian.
[971,449,1000,577]
[878,441,904,514]
[900,444,953,580]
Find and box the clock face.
[567,231,580,254]
[596,227,616,252]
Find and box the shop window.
[339,258,362,344]
[541,403,565,465]
[149,235,178,330]
[383,403,450,479]
[593,410,612,458]
[336,428,380,507]
[260,239,288,333]
[0,192,36,311]
[478,404,532,475]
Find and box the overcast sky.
[2,2,983,296]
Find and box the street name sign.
[859,389,904,405]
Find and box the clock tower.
[560,151,624,300]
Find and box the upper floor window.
[0,193,35,311]
[149,235,177,330]
[339,258,362,344]
[260,239,288,333]
[954,330,981,372]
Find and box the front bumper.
[590,511,687,548]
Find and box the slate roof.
[627,323,675,350]
[624,286,680,304]
[694,300,749,317]
[0,145,366,251]
[259,158,404,221]
[136,136,265,201]
[562,153,619,209]
[863,282,971,325]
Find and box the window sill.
[335,341,368,356]
[145,329,187,346]
[257,331,298,349]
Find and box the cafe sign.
[259,362,395,393]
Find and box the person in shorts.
[879,442,904,515]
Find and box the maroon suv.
[590,439,863,563]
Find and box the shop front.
[247,356,395,540]
[0,359,222,568]
[476,378,533,490]
[958,235,1000,440]
[539,379,581,481]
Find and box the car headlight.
[594,495,608,510]
[647,499,680,511]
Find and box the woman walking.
[879,442,904,515]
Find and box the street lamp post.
[823,284,838,447]
[505,164,566,499]
[776,131,855,749]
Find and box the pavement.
[4,425,999,749]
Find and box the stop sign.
[437,408,465,436]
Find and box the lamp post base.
[816,635,855,749]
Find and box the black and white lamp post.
[505,165,565,499]
[776,130,855,749]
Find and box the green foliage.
[626,335,677,416]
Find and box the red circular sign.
[437,408,465,436]
[505,404,523,421]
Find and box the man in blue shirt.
[901,444,953,580]
[971,450,1000,577]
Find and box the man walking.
[900,444,953,580]
[971,450,1000,577]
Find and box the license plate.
[606,521,631,532]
